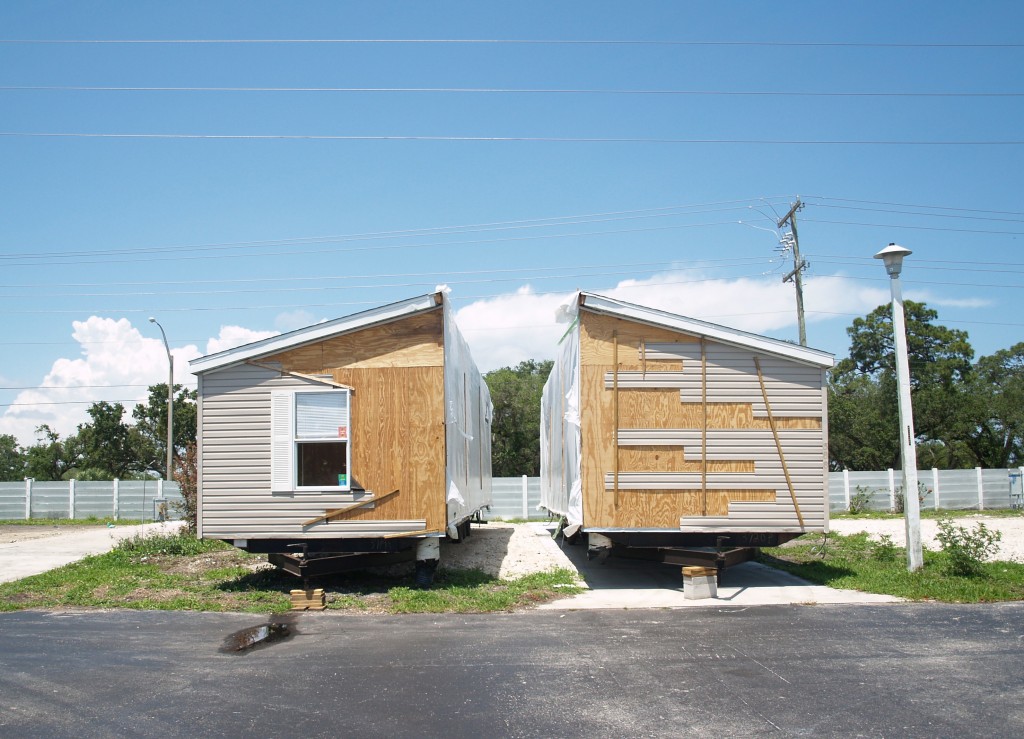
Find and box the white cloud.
[453,286,572,372]
[273,310,318,333]
[451,269,980,371]
[205,326,278,355]
[0,319,277,446]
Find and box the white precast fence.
[9,471,1015,522]
[486,468,1024,520]
[829,467,1024,513]
[0,479,184,521]
[488,476,546,520]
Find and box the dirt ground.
[0,524,111,545]
[0,521,571,580]
[829,515,1024,562]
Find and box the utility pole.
[778,197,808,346]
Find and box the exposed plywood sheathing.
[326,365,447,531]
[262,309,444,372]
[579,310,823,530]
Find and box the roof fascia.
[190,292,443,375]
[579,292,833,367]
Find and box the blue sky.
[1,1,1022,445]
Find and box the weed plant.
[934,516,1002,577]
[762,532,1024,603]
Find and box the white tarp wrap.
[442,294,493,528]
[446,479,465,506]
[540,301,582,528]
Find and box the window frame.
[271,387,352,493]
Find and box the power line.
[0,218,770,268]
[800,218,1024,236]
[0,200,782,261]
[3,132,1022,145]
[808,203,1024,224]
[803,195,1024,218]
[805,256,1024,275]
[0,384,152,391]
[1,38,1021,48]
[0,260,775,299]
[0,256,767,290]
[0,399,146,408]
[805,254,1024,268]
[4,85,1021,98]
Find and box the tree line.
[0,384,196,482]
[2,303,1019,484]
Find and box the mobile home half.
[190,292,492,573]
[541,292,833,552]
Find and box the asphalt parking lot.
[1,603,1021,737]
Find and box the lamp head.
[148,317,156,323]
[874,243,912,277]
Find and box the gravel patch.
[439,521,576,580]
[829,516,1024,562]
[0,525,108,545]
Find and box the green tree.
[843,300,973,387]
[24,425,83,481]
[485,359,553,477]
[829,301,974,470]
[956,342,1024,467]
[827,371,899,471]
[0,434,25,481]
[76,401,141,479]
[132,384,198,478]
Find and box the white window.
[271,388,351,492]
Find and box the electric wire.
[3,85,1020,98]
[3,132,1021,145]
[2,38,1021,48]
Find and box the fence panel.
[827,468,1022,513]
[488,477,546,520]
[0,483,25,519]
[0,480,182,521]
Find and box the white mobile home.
[541,292,833,552]
[189,292,492,575]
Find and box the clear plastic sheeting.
[540,303,582,529]
[442,293,493,533]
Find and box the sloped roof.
[577,292,834,368]
[189,292,443,375]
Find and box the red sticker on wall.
[338,427,348,439]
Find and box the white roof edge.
[189,292,443,375]
[579,292,834,367]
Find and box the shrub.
[848,486,875,515]
[894,481,932,515]
[934,516,1002,577]
[872,534,899,563]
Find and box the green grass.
[761,532,1024,603]
[833,508,1024,520]
[0,517,144,526]
[0,532,583,614]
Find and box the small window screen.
[295,391,349,439]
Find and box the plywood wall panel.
[325,365,446,530]
[577,308,825,530]
[264,310,444,373]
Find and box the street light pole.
[149,317,174,483]
[874,244,923,571]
